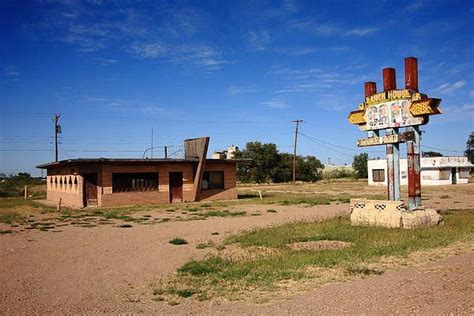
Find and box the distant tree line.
[466,132,474,164]
[0,172,45,197]
[234,142,324,183]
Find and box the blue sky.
[1,0,473,176]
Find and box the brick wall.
[44,160,239,207]
[200,161,238,200]
[101,162,195,206]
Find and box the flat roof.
[36,158,248,169]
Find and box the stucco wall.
[368,158,472,186]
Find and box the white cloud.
[435,80,467,94]
[226,86,257,96]
[261,100,288,109]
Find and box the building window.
[112,173,158,193]
[372,169,385,182]
[439,170,450,180]
[459,168,469,179]
[202,171,224,189]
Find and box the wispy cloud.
[289,18,381,37]
[28,2,227,72]
[344,27,380,36]
[261,100,288,109]
[128,42,167,59]
[248,30,270,51]
[404,1,423,12]
[83,96,110,103]
[434,80,467,94]
[226,86,257,96]
[277,46,349,56]
[174,44,228,71]
[276,83,333,94]
[4,66,20,76]
[94,57,118,65]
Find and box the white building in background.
[212,145,239,159]
[368,156,473,186]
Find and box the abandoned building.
[36,137,244,207]
[368,156,473,186]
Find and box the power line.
[1,112,287,124]
[422,144,463,153]
[298,134,355,158]
[298,131,384,154]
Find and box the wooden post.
[24,185,28,200]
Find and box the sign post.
[348,57,444,228]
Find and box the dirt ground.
[1,182,473,314]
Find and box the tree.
[422,151,443,157]
[465,132,474,164]
[235,142,324,183]
[235,142,280,183]
[352,153,368,179]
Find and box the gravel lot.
[1,183,473,314]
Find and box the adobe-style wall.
[100,162,195,207]
[46,164,102,208]
[43,160,239,207]
[200,162,238,201]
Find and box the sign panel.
[362,100,424,131]
[357,131,415,147]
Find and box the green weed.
[169,238,188,245]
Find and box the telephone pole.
[52,114,61,162]
[292,119,303,185]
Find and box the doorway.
[169,172,183,203]
[83,173,98,207]
[451,168,457,184]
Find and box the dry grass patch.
[153,210,474,303]
[288,240,351,251]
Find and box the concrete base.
[350,199,443,229]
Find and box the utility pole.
[151,128,154,159]
[292,119,303,185]
[52,114,61,162]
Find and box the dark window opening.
[372,169,385,182]
[112,173,159,193]
[202,171,224,189]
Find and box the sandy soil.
[1,183,473,314]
